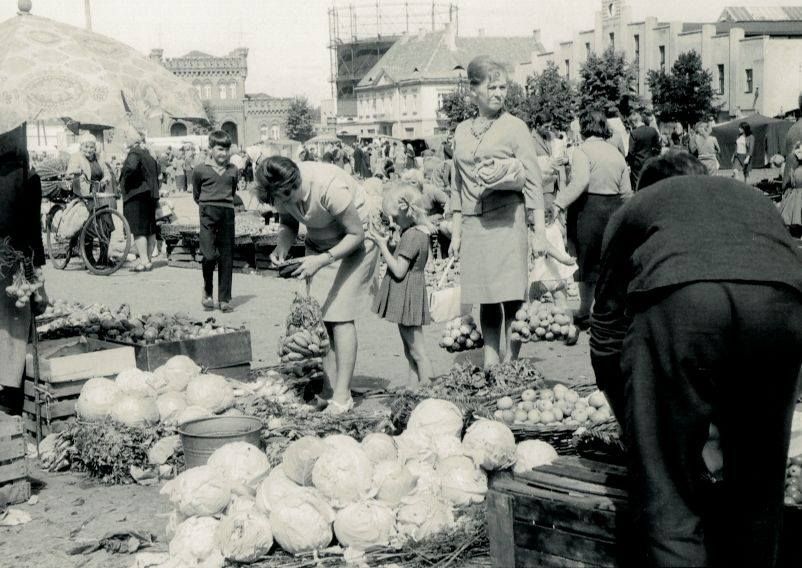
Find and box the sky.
[0,0,794,104]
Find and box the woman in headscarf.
[67,133,114,267]
[120,127,160,272]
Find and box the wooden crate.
[26,337,136,383]
[0,416,30,507]
[106,330,253,372]
[22,377,85,437]
[487,456,634,568]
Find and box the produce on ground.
[439,314,484,353]
[492,384,613,428]
[784,455,802,505]
[510,299,578,345]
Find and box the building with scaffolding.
[328,1,458,135]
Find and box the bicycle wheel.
[45,203,73,270]
[79,208,132,276]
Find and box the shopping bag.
[56,200,89,240]
[428,257,462,323]
[529,222,577,293]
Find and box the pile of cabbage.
[153,399,559,567]
[75,355,239,428]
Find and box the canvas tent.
[712,114,791,169]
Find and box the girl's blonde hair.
[382,182,434,232]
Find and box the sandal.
[144,263,153,272]
[129,264,146,273]
[322,397,354,416]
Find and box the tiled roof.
[719,6,802,22]
[358,28,543,88]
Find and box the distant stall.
[712,114,792,169]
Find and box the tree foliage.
[523,61,576,131]
[646,51,719,128]
[577,47,638,117]
[286,97,315,142]
[438,81,529,132]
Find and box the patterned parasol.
[0,3,206,134]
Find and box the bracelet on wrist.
[324,251,335,264]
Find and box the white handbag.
[428,257,462,323]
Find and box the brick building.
[148,48,292,146]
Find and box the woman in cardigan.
[552,111,633,327]
[449,56,547,366]
[255,157,379,415]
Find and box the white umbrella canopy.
[0,3,206,134]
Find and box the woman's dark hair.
[467,56,507,87]
[579,111,611,139]
[208,129,232,149]
[254,156,301,204]
[320,152,334,163]
[637,152,708,191]
[534,111,553,128]
[739,122,752,136]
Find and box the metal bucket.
[178,416,263,469]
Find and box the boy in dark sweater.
[192,130,238,312]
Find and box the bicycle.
[45,179,132,276]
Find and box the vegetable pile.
[492,385,613,428]
[510,299,578,345]
[5,261,44,309]
[424,258,460,290]
[278,293,330,377]
[785,455,802,506]
[154,398,554,567]
[439,315,483,353]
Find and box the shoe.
[202,295,215,310]
[322,397,354,416]
[219,301,233,313]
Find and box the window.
[195,85,202,98]
[412,93,418,114]
[659,45,666,71]
[259,124,269,139]
[203,84,211,99]
[405,127,414,135]
[609,33,615,50]
[634,34,640,63]
[270,125,280,140]
[219,84,227,100]
[585,42,591,57]
[402,94,408,115]
[608,3,614,17]
[745,69,753,93]
[718,64,725,94]
[564,59,570,81]
[229,83,237,99]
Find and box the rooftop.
[719,6,802,22]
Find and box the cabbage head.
[175,405,212,426]
[361,433,397,464]
[109,394,160,427]
[333,501,396,550]
[115,368,158,398]
[255,465,304,513]
[394,429,437,465]
[311,446,374,508]
[372,461,417,505]
[226,494,257,516]
[282,436,327,486]
[322,433,361,453]
[396,494,455,542]
[169,516,221,564]
[270,491,335,554]
[208,442,270,489]
[513,440,558,474]
[215,510,274,563]
[156,391,187,425]
[437,456,488,506]
[152,364,194,394]
[75,377,121,421]
[461,419,516,471]
[406,399,463,440]
[185,374,234,413]
[161,465,231,517]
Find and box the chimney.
[478,28,485,38]
[445,21,457,52]
[533,29,541,44]
[148,48,163,63]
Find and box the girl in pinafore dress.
[370,184,435,387]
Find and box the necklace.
[470,111,502,139]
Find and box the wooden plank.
[512,493,619,541]
[211,363,252,381]
[0,460,27,484]
[0,479,31,508]
[23,398,76,420]
[514,521,618,567]
[23,416,69,438]
[529,462,627,491]
[487,490,516,568]
[24,338,136,383]
[24,379,87,399]
[516,547,599,568]
[0,438,26,462]
[109,330,253,371]
[491,472,623,511]
[515,470,629,500]
[0,418,23,439]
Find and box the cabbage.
[270,491,335,554]
[161,465,231,517]
[152,365,193,394]
[109,394,160,427]
[372,461,417,505]
[227,495,257,516]
[75,377,121,421]
[148,435,181,465]
[437,456,487,506]
[333,501,396,550]
[406,399,463,440]
[215,510,274,563]
[513,440,558,474]
[405,460,439,496]
[282,436,327,486]
[255,465,304,513]
[394,430,437,465]
[396,494,455,542]
[164,355,201,375]
[169,516,222,564]
[156,392,187,425]
[185,374,234,413]
[311,447,374,508]
[165,509,186,540]
[461,419,516,471]
[361,433,397,464]
[175,405,212,425]
[431,435,464,463]
[322,433,361,452]
[115,368,158,398]
[208,442,270,489]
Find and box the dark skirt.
[176,174,187,192]
[567,193,624,284]
[372,270,431,326]
[124,192,157,237]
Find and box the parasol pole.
[30,304,42,456]
[84,0,93,31]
